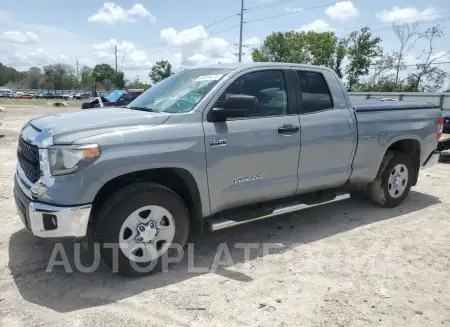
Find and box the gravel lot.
[0,107,449,327]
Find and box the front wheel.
[368,150,414,208]
[94,182,190,277]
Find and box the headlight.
[48,144,100,176]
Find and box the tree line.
[1,24,448,92]
[0,60,174,92]
[252,24,449,92]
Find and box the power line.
[369,16,450,33]
[205,13,239,28]
[245,0,301,13]
[335,10,450,33]
[244,0,352,24]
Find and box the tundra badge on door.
[210,139,227,147]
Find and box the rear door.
[203,69,301,214]
[292,68,357,193]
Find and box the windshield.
[106,89,125,102]
[126,68,231,113]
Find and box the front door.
[203,69,301,215]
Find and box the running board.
[207,192,351,232]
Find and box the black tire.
[368,150,414,208]
[94,182,190,277]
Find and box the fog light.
[42,214,58,231]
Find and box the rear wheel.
[94,182,190,277]
[368,150,414,207]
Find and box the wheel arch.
[91,167,204,235]
[384,138,421,186]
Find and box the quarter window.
[297,71,333,113]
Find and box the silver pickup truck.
[14,63,443,277]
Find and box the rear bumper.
[421,150,440,170]
[14,173,91,239]
[438,138,450,152]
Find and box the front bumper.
[14,173,91,239]
[421,150,440,170]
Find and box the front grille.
[17,137,40,183]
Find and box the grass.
[0,98,84,107]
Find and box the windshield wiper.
[126,106,156,112]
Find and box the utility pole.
[234,43,249,59]
[238,0,244,62]
[76,59,79,79]
[114,45,118,71]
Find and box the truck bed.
[349,98,442,184]
[353,99,441,112]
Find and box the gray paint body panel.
[349,107,440,183]
[22,62,441,220]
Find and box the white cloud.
[1,31,38,44]
[376,7,439,23]
[29,48,55,65]
[88,2,155,25]
[93,39,152,70]
[6,48,71,68]
[244,37,262,48]
[160,25,208,46]
[285,7,303,13]
[298,19,333,32]
[325,1,359,21]
[126,4,151,18]
[160,25,236,67]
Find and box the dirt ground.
[0,107,449,327]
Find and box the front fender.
[73,122,210,216]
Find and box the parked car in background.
[16,93,33,99]
[34,92,56,99]
[81,89,144,109]
[61,93,76,100]
[443,112,450,134]
[74,93,92,100]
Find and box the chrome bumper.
[421,150,440,170]
[14,173,91,239]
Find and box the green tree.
[80,66,94,91]
[126,77,150,89]
[0,62,25,86]
[251,30,348,77]
[22,67,43,89]
[345,27,382,91]
[149,60,174,84]
[93,64,116,85]
[407,25,448,92]
[113,71,126,88]
[252,31,310,63]
[41,64,76,90]
[333,38,349,79]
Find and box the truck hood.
[29,108,171,144]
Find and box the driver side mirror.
[210,95,258,122]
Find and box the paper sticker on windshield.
[196,74,223,81]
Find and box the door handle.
[278,124,299,134]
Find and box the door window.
[119,92,140,103]
[296,71,333,113]
[216,70,288,117]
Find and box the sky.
[0,0,449,83]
